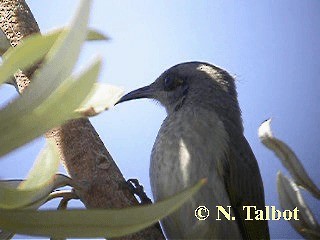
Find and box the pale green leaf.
[0,180,22,189]
[50,27,108,42]
[76,83,124,117]
[0,140,60,209]
[86,28,109,41]
[277,172,320,239]
[0,27,107,86]
[0,179,206,238]
[0,31,61,85]
[0,175,70,240]
[19,139,59,190]
[0,175,71,210]
[259,119,320,199]
[0,0,91,123]
[0,58,101,157]
[0,29,10,56]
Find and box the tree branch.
[0,1,164,239]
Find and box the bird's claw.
[126,178,152,205]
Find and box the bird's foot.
[126,178,163,233]
[126,178,152,205]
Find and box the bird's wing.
[224,134,270,240]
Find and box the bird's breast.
[149,108,243,238]
[150,108,230,199]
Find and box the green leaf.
[0,179,206,238]
[0,0,100,157]
[0,176,70,210]
[277,172,320,239]
[86,28,109,41]
[0,58,101,157]
[0,140,60,209]
[0,31,61,85]
[0,0,91,121]
[76,83,124,117]
[0,29,10,56]
[259,119,320,199]
[0,27,108,86]
[19,140,59,190]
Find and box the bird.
[116,61,270,239]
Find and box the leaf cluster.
[0,0,204,238]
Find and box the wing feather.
[224,135,270,239]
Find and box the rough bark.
[0,1,164,239]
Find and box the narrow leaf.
[0,140,60,209]
[76,83,124,117]
[86,28,109,41]
[0,0,91,123]
[0,31,61,85]
[277,172,320,238]
[0,180,22,189]
[0,27,108,86]
[0,175,70,239]
[0,175,71,210]
[51,27,108,42]
[0,29,10,56]
[259,119,320,199]
[18,139,59,190]
[0,59,101,157]
[0,179,206,238]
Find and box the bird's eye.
[164,76,184,91]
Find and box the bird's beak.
[116,85,155,105]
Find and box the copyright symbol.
[195,206,210,220]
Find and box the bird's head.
[116,62,241,120]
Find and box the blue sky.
[0,0,319,239]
